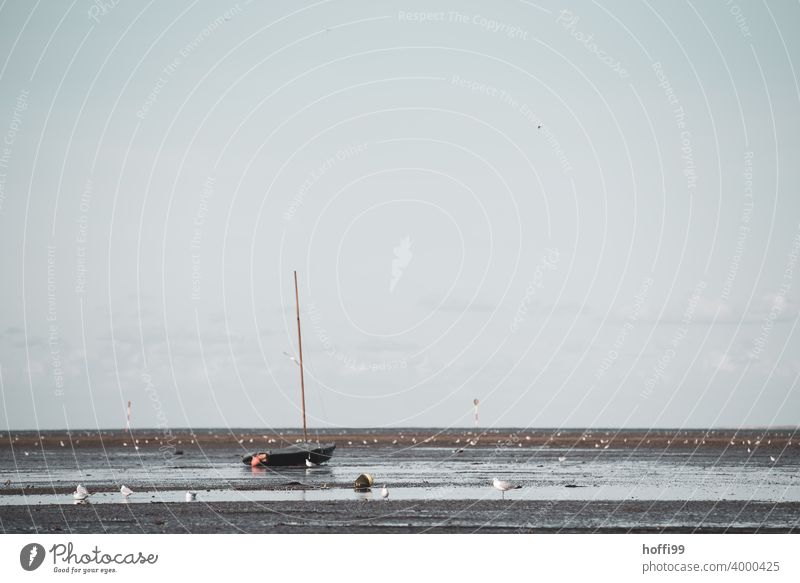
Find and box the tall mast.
[294,271,308,443]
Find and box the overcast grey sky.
[0,0,798,430]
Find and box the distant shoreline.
[3,425,799,432]
[2,427,797,450]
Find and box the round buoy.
[354,473,374,491]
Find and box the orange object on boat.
[250,453,268,467]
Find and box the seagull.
[282,351,300,366]
[73,484,90,501]
[305,458,319,468]
[120,485,133,498]
[558,456,567,462]
[381,485,389,500]
[3,479,11,487]
[492,478,521,499]
[770,456,776,463]
[185,491,197,502]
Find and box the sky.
[0,0,798,430]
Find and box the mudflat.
[3,499,798,534]
[2,428,798,533]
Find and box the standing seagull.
[770,456,776,463]
[73,484,90,501]
[120,485,133,498]
[492,478,522,499]
[381,485,389,500]
[185,491,197,502]
[305,457,319,468]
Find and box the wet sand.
[3,499,798,533]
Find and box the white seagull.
[558,456,567,462]
[381,485,389,500]
[492,478,522,499]
[770,456,776,463]
[120,485,133,498]
[185,491,197,502]
[73,484,90,501]
[282,351,300,366]
[305,458,319,468]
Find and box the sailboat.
[242,271,336,467]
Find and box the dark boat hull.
[243,442,336,467]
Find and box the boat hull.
[243,442,336,467]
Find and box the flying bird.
[492,478,522,499]
[120,485,133,497]
[282,351,300,366]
